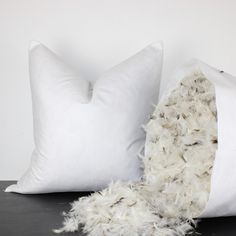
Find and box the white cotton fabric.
[159,59,236,218]
[5,41,163,193]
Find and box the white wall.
[1,0,236,180]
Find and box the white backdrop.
[1,0,236,180]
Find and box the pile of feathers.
[55,71,218,236]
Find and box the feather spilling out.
[55,71,218,236]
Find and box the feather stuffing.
[56,71,218,236]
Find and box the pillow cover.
[5,41,163,193]
[160,59,236,218]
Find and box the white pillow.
[5,41,163,193]
[159,59,236,218]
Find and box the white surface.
[1,0,236,180]
[5,42,162,193]
[199,62,236,217]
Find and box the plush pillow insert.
[6,41,163,193]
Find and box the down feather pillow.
[57,60,236,236]
[5,42,163,193]
[55,60,218,235]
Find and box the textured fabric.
[5,42,163,193]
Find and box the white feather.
[56,71,217,236]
